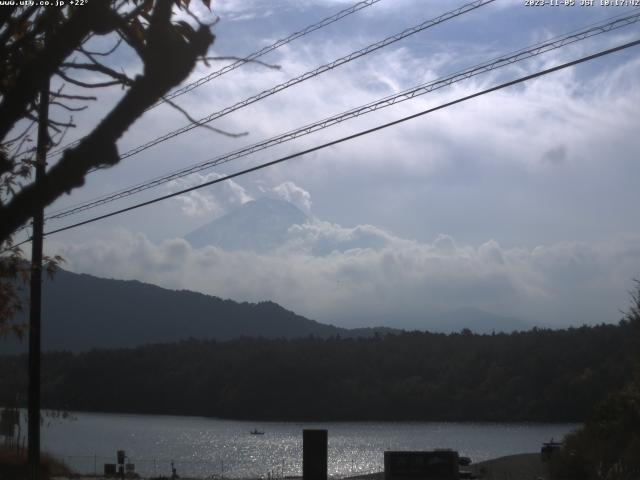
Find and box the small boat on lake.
[250,429,265,435]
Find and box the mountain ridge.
[0,267,393,354]
[1,267,528,354]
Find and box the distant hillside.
[1,266,533,353]
[1,268,355,354]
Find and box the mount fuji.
[184,197,309,252]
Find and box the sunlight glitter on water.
[37,412,578,478]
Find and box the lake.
[33,411,578,478]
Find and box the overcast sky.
[28,0,640,329]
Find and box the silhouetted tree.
[1,321,636,421]
[551,280,640,480]
[0,0,217,334]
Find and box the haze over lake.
[37,411,577,478]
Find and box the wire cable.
[43,10,640,221]
[32,38,639,241]
[45,0,384,159]
[154,0,383,107]
[105,0,496,162]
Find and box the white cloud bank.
[48,223,640,330]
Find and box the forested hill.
[2,322,637,422]
[2,268,396,353]
[1,268,522,354]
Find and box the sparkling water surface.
[37,411,577,478]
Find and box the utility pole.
[28,66,49,480]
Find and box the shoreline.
[8,407,585,424]
[49,453,548,480]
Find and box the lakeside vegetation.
[0,445,71,480]
[1,320,637,422]
[550,381,640,479]
[548,286,640,480]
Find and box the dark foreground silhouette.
[1,319,637,422]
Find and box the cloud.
[48,225,640,330]
[541,145,567,165]
[167,172,253,218]
[282,220,396,255]
[270,181,313,213]
[210,0,282,21]
[81,2,639,246]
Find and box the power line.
[34,38,640,240]
[6,36,639,252]
[46,0,383,158]
[110,0,496,161]
[44,11,640,222]
[43,0,499,220]
[154,0,384,107]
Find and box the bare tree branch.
[0,0,215,242]
[8,132,34,159]
[60,62,134,85]
[0,1,114,139]
[113,16,146,59]
[49,101,88,112]
[50,92,97,101]
[55,70,124,89]
[1,120,36,148]
[48,120,73,149]
[162,96,248,138]
[47,117,75,130]
[79,38,123,57]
